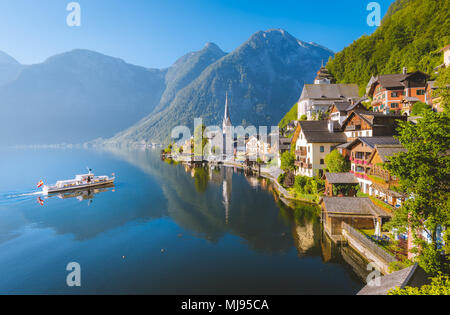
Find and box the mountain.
[326,0,449,94]
[0,49,166,145]
[153,42,227,114]
[0,51,24,86]
[107,29,334,144]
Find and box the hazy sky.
[0,0,394,68]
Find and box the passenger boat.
[40,169,115,195]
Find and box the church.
[222,92,233,159]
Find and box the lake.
[0,147,367,294]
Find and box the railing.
[342,222,397,264]
[295,150,307,157]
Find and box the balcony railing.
[295,149,307,157]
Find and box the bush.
[280,151,295,171]
[411,102,432,116]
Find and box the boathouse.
[320,197,392,238]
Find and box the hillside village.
[163,44,449,290]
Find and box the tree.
[434,66,450,113]
[411,102,431,116]
[280,151,296,171]
[300,115,307,121]
[325,150,350,173]
[388,273,450,295]
[385,110,450,274]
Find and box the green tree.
[325,150,350,173]
[434,66,450,113]
[300,115,307,121]
[385,110,450,274]
[411,102,432,116]
[280,151,295,171]
[388,272,450,295]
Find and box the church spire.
[223,92,232,128]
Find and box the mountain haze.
[0,49,166,145]
[0,30,333,146]
[108,29,334,144]
[0,51,24,86]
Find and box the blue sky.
[0,0,394,68]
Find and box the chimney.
[328,120,334,133]
[403,67,407,75]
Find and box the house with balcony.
[367,144,407,208]
[344,137,401,194]
[294,120,347,177]
[366,69,429,114]
[341,111,407,142]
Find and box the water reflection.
[46,185,115,203]
[0,147,367,294]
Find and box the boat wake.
[0,190,44,206]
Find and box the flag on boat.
[37,180,44,188]
[37,197,44,206]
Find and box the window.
[320,159,324,165]
[391,92,399,97]
[417,89,425,95]
[320,146,324,153]
[391,103,399,108]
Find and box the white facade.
[295,131,335,177]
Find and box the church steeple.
[223,92,232,129]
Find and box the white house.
[294,120,347,177]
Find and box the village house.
[340,137,401,195]
[366,68,429,115]
[328,100,367,125]
[297,66,359,120]
[367,144,407,208]
[324,173,359,197]
[294,120,347,177]
[434,44,450,70]
[340,111,407,142]
[245,134,278,162]
[320,197,392,239]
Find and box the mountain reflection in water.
[0,147,367,294]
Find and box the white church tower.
[222,93,233,160]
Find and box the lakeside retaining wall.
[342,222,397,275]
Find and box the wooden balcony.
[295,149,307,157]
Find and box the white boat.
[42,169,115,195]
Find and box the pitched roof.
[374,145,407,163]
[301,84,359,100]
[367,71,429,96]
[321,197,391,217]
[325,173,359,184]
[357,264,431,295]
[299,120,347,143]
[341,111,407,129]
[344,136,400,151]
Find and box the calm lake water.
[0,147,367,294]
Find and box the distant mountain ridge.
[0,29,334,146]
[107,29,334,144]
[0,51,24,86]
